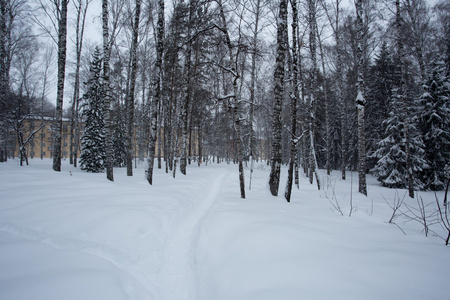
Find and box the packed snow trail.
[157,169,229,300]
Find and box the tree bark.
[355,0,367,195]
[126,0,141,176]
[70,0,89,168]
[269,0,287,196]
[317,24,331,175]
[52,0,68,172]
[146,0,164,185]
[180,0,193,176]
[396,0,414,198]
[102,0,114,181]
[248,0,262,190]
[0,0,7,162]
[308,0,319,189]
[285,0,299,203]
[218,0,245,198]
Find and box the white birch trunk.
[102,0,114,181]
[355,0,367,195]
[146,0,164,185]
[269,0,288,196]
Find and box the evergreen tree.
[112,104,127,167]
[371,60,428,190]
[79,47,106,173]
[420,60,450,190]
[366,43,394,170]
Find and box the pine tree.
[79,47,106,173]
[420,60,450,190]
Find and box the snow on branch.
[20,123,47,153]
[215,62,239,79]
[283,125,303,144]
[217,94,235,101]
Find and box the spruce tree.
[420,60,450,190]
[371,60,428,190]
[112,104,127,167]
[79,47,106,173]
[366,43,394,171]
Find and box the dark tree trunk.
[126,0,141,176]
[102,0,114,181]
[53,0,68,172]
[396,0,414,198]
[146,0,164,185]
[180,0,195,176]
[269,0,287,196]
[0,0,8,162]
[285,0,299,203]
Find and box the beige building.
[10,117,78,160]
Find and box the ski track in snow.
[157,170,229,300]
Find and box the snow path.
[157,169,229,300]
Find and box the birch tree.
[125,0,141,176]
[52,0,68,172]
[102,0,114,181]
[0,0,8,162]
[307,0,320,190]
[217,0,246,198]
[355,0,367,195]
[269,0,287,196]
[396,0,414,197]
[285,0,299,202]
[146,0,164,185]
[70,0,90,168]
[179,0,194,176]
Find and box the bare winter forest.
[0,0,449,201]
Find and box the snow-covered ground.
[0,159,449,300]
